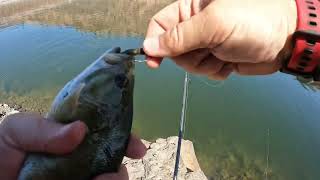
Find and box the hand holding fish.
[143,0,297,80]
[0,113,146,180]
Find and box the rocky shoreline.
[0,104,207,180]
[0,103,19,120]
[124,137,207,180]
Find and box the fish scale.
[18,47,135,180]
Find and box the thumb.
[0,113,87,155]
[143,9,210,57]
[93,165,128,180]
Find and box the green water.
[1,23,320,180]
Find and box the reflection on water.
[296,76,320,92]
[0,0,67,27]
[0,0,174,35]
[1,1,320,180]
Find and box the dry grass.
[0,0,175,35]
[0,0,66,17]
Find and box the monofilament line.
[134,59,147,63]
[265,128,270,180]
[173,72,190,180]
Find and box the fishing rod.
[119,48,192,179]
[173,72,190,180]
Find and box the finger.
[144,0,210,68]
[144,2,179,68]
[126,134,147,159]
[192,54,225,75]
[144,9,208,58]
[0,135,24,180]
[0,113,87,155]
[172,49,210,73]
[146,56,163,69]
[93,164,128,180]
[208,63,234,80]
[233,60,281,75]
[148,1,180,32]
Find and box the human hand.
[143,0,297,80]
[0,113,146,180]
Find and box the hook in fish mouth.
[104,48,145,65]
[121,48,145,56]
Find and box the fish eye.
[62,92,69,99]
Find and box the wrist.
[278,0,298,66]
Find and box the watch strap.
[283,0,320,80]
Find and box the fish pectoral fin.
[65,83,86,122]
[90,122,108,134]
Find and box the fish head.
[47,47,134,125]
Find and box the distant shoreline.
[0,0,20,6]
[0,0,174,36]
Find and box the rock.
[123,136,207,180]
[0,103,19,123]
[181,140,201,172]
[13,104,21,110]
[155,138,166,144]
[141,139,151,149]
[0,112,5,117]
[123,158,145,179]
[185,170,208,180]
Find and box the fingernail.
[143,37,159,54]
[74,120,89,134]
[59,121,87,136]
[58,123,74,136]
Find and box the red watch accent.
[284,0,320,80]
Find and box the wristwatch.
[281,0,320,84]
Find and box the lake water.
[1,0,320,179]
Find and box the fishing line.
[182,89,189,136]
[170,63,225,88]
[134,59,225,88]
[173,72,190,180]
[264,128,270,180]
[193,75,225,88]
[134,59,147,63]
[135,58,271,179]
[134,57,225,179]
[124,47,226,89]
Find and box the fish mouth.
[101,47,134,79]
[107,47,122,54]
[103,47,133,65]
